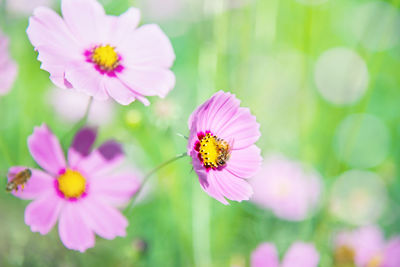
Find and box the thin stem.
[61,97,93,143]
[125,152,187,214]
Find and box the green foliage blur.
[1,0,400,266]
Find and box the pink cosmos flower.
[333,226,400,267]
[0,30,18,95]
[26,0,175,105]
[251,242,320,267]
[250,155,322,221]
[187,91,262,204]
[8,125,140,252]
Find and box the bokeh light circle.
[314,47,369,105]
[351,1,400,52]
[330,170,387,225]
[334,114,390,168]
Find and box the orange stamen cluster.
[194,132,231,170]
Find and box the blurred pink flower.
[48,88,114,125]
[251,242,319,267]
[333,226,400,267]
[27,0,175,105]
[250,155,322,221]
[187,91,262,205]
[0,30,18,95]
[8,125,140,252]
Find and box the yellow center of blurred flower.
[367,254,382,267]
[58,169,86,199]
[92,45,119,71]
[199,133,231,168]
[334,245,355,267]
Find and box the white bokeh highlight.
[314,47,369,105]
[334,113,390,169]
[351,1,400,52]
[330,170,387,226]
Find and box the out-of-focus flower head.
[0,30,18,95]
[8,125,140,252]
[48,87,115,125]
[251,242,319,267]
[27,0,175,105]
[187,91,262,205]
[333,225,400,267]
[250,154,322,221]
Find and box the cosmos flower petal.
[8,167,53,200]
[26,7,80,88]
[81,198,128,239]
[90,172,140,206]
[112,7,141,44]
[352,226,385,266]
[383,237,400,267]
[117,67,175,98]
[58,203,95,252]
[118,24,175,68]
[104,76,145,105]
[61,0,105,45]
[198,173,229,205]
[281,242,320,267]
[0,32,17,96]
[75,149,124,177]
[28,124,67,175]
[25,192,63,235]
[64,62,108,100]
[71,127,98,157]
[211,169,253,202]
[251,243,279,267]
[226,145,262,178]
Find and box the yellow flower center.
[198,133,231,169]
[57,169,86,199]
[92,45,119,71]
[367,254,382,267]
[334,245,355,267]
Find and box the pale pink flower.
[250,155,322,221]
[26,0,175,105]
[187,91,262,204]
[8,126,140,252]
[333,226,400,267]
[7,0,53,16]
[0,30,18,95]
[251,242,320,267]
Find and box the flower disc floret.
[57,169,86,199]
[90,45,120,72]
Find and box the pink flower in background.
[7,0,53,15]
[250,155,322,221]
[333,226,400,267]
[187,91,262,204]
[27,0,175,105]
[251,242,320,267]
[48,88,115,125]
[0,30,18,95]
[8,125,140,252]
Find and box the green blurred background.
[1,0,400,266]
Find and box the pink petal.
[251,243,279,267]
[210,169,253,202]
[104,76,148,105]
[90,172,140,206]
[80,198,128,239]
[8,166,54,200]
[26,7,80,88]
[27,124,66,175]
[61,0,105,45]
[352,226,385,266]
[64,62,109,100]
[117,24,175,68]
[74,149,124,178]
[226,145,262,178]
[58,203,95,252]
[25,192,63,235]
[383,237,400,267]
[281,242,319,267]
[112,8,141,45]
[117,66,175,98]
[0,56,17,95]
